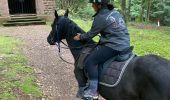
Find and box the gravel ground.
[0,25,80,100]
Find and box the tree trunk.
[121,0,127,21]
[127,0,131,21]
[147,0,151,21]
[139,0,145,22]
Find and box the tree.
[146,0,152,21]
[127,0,132,21]
[139,0,145,22]
[55,0,87,12]
[150,0,170,26]
[120,0,127,21]
[130,0,141,21]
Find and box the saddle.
[99,54,135,87]
[75,46,135,87]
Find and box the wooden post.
[158,19,160,27]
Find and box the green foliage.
[55,0,87,12]
[130,0,141,18]
[0,36,20,54]
[147,0,170,26]
[73,18,92,31]
[113,0,121,9]
[74,4,95,19]
[0,36,42,99]
[21,76,41,96]
[0,92,17,100]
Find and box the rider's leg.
[84,45,118,99]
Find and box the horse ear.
[54,10,58,19]
[64,9,69,17]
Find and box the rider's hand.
[73,33,81,41]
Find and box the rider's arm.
[80,17,105,41]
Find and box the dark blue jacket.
[80,9,130,51]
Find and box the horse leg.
[74,66,88,98]
[74,66,87,87]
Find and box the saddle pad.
[99,54,135,87]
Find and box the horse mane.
[63,17,95,45]
[58,17,95,59]
[65,17,85,34]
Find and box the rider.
[74,0,131,99]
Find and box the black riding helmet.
[89,0,111,4]
[89,0,114,11]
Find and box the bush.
[151,0,170,26]
[74,4,95,20]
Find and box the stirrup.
[76,86,88,99]
[83,97,99,100]
[83,95,98,99]
[83,90,99,99]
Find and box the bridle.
[53,20,75,65]
[55,40,96,65]
[52,17,97,65]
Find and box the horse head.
[47,9,69,45]
[47,9,94,59]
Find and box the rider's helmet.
[89,0,114,11]
[89,0,111,4]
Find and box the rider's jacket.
[80,8,130,51]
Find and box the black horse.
[47,10,170,100]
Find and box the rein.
[55,42,74,65]
[55,40,96,65]
[57,40,96,49]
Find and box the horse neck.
[64,19,86,59]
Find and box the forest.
[55,0,170,26]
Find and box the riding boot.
[83,80,99,99]
[76,86,88,98]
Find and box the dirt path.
[0,25,80,100]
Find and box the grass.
[129,26,170,59]
[72,18,170,59]
[0,36,42,99]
